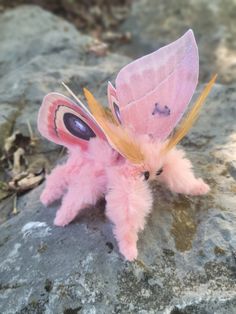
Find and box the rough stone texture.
[0,5,129,147]
[119,0,236,84]
[0,5,236,314]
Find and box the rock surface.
[0,5,236,314]
[119,0,236,84]
[0,5,129,144]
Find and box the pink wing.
[112,29,199,140]
[38,93,106,149]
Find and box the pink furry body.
[41,137,209,261]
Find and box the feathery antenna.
[164,74,217,152]
[84,88,144,164]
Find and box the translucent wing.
[38,93,106,149]
[113,29,199,140]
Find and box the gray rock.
[119,0,236,84]
[0,5,236,314]
[0,5,129,142]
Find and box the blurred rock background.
[1,0,235,83]
[0,1,235,313]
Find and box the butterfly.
[38,30,216,261]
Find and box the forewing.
[38,93,106,149]
[115,29,199,140]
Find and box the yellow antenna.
[164,74,217,152]
[84,88,144,164]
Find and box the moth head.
[142,167,163,182]
[139,136,166,181]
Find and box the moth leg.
[54,164,106,226]
[105,169,153,261]
[40,164,68,206]
[160,148,210,195]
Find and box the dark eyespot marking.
[144,171,150,181]
[63,112,96,140]
[113,102,122,124]
[156,168,163,176]
[152,103,170,117]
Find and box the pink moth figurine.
[38,30,216,261]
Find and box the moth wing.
[38,93,106,149]
[115,29,199,140]
[107,81,122,125]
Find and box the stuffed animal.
[38,30,216,260]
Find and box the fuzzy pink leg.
[105,168,153,261]
[54,164,107,226]
[40,164,68,206]
[160,148,210,195]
